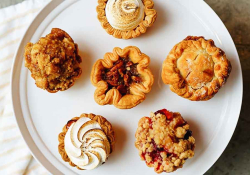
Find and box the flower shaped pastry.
[91,46,154,109]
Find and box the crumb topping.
[135,109,195,173]
[24,28,82,93]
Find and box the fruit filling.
[155,109,173,120]
[101,57,142,95]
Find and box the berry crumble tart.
[135,109,195,173]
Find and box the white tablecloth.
[0,0,50,174]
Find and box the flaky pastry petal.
[91,46,154,109]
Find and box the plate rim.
[11,0,65,174]
[11,0,243,174]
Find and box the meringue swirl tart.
[97,0,157,39]
[106,0,145,31]
[58,113,115,170]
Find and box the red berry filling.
[155,109,173,120]
[145,117,153,129]
[156,163,161,171]
[143,140,177,166]
[149,141,164,162]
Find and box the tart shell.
[58,113,115,170]
[90,46,154,109]
[96,0,157,39]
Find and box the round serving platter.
[11,0,243,175]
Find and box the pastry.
[162,36,232,101]
[58,113,115,170]
[135,109,195,173]
[97,0,157,39]
[24,28,82,93]
[90,46,154,109]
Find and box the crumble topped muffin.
[135,109,195,173]
[24,28,82,93]
[161,36,231,101]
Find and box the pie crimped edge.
[91,46,154,109]
[58,113,115,170]
[162,36,232,101]
[96,0,157,39]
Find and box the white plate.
[11,0,243,175]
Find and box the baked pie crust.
[135,109,195,173]
[96,0,157,39]
[162,36,232,101]
[90,46,154,109]
[58,113,115,170]
[24,28,82,93]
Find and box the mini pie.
[90,46,154,109]
[24,28,82,93]
[162,36,232,101]
[135,109,195,173]
[58,113,115,170]
[97,0,157,39]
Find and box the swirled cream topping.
[105,0,145,31]
[64,117,110,170]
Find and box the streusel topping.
[135,109,195,173]
[24,28,82,93]
[161,36,232,101]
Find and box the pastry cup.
[162,36,232,101]
[91,46,154,109]
[96,0,157,39]
[58,113,115,170]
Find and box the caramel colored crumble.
[135,109,195,173]
[24,28,82,93]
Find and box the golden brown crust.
[161,36,232,101]
[58,113,115,170]
[96,0,157,39]
[90,46,154,109]
[24,28,82,93]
